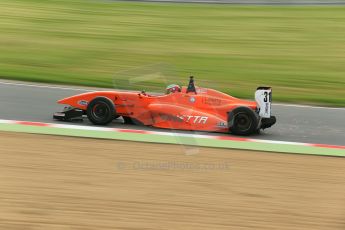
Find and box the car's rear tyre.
[87,97,115,125]
[228,107,259,136]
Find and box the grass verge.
[0,0,344,106]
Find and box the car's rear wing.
[255,87,272,118]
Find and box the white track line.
[0,80,344,110]
[273,103,345,110]
[0,81,93,92]
[251,139,311,146]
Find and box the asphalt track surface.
[126,0,345,5]
[0,80,344,146]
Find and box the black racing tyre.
[228,107,259,136]
[87,97,116,125]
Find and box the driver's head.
[166,84,181,94]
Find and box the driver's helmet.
[166,84,181,94]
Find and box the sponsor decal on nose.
[78,100,88,106]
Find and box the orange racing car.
[54,77,276,135]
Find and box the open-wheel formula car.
[54,77,276,135]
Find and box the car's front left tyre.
[87,97,116,125]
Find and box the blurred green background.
[0,0,344,106]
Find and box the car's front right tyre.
[87,97,115,125]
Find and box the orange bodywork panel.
[57,87,257,133]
